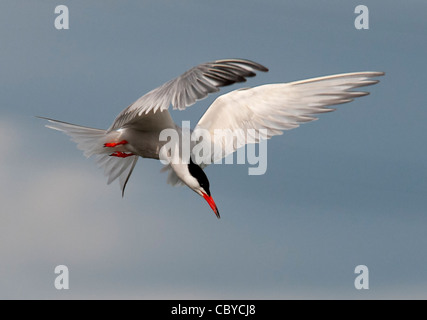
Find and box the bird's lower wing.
[194,71,384,166]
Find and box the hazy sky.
[1,0,426,299]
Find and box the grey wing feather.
[108,59,268,131]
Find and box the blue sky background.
[1,0,426,299]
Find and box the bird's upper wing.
[194,71,384,165]
[108,59,268,132]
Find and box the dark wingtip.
[258,65,269,72]
[242,59,269,72]
[216,58,269,73]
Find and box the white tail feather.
[95,153,138,196]
[39,117,138,195]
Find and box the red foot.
[104,140,128,148]
[109,151,134,158]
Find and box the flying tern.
[40,58,384,218]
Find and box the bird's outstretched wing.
[108,59,268,131]
[194,71,384,165]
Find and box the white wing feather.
[195,71,384,164]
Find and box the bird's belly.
[121,129,165,160]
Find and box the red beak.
[202,193,220,219]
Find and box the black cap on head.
[188,158,211,196]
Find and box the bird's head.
[187,159,220,219]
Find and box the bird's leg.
[105,140,134,158]
[104,140,129,148]
[109,151,134,158]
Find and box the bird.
[39,58,384,219]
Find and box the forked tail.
[38,117,138,196]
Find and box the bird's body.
[111,111,176,161]
[40,58,384,218]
